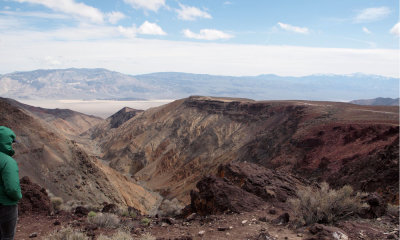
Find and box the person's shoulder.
[0,152,16,165]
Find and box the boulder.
[18,176,52,215]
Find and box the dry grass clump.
[43,227,88,240]
[140,217,151,226]
[386,203,399,217]
[138,232,156,240]
[97,230,133,240]
[63,200,101,212]
[290,182,364,226]
[157,198,184,217]
[51,197,64,212]
[88,213,120,228]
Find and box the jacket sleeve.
[2,159,22,201]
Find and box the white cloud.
[390,22,400,36]
[354,7,390,23]
[107,11,125,24]
[137,21,166,35]
[117,25,137,38]
[183,29,233,40]
[224,1,232,5]
[362,27,371,34]
[123,0,165,12]
[277,22,309,34]
[0,26,398,78]
[14,0,104,23]
[1,10,68,19]
[176,4,212,21]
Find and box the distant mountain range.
[0,68,398,101]
[350,97,399,106]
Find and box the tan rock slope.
[97,96,399,204]
[0,98,161,214]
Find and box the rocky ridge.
[96,96,399,204]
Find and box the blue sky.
[0,0,398,77]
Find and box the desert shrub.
[43,227,88,240]
[290,182,364,226]
[156,198,184,217]
[140,217,151,226]
[88,211,97,218]
[138,233,156,240]
[97,230,133,240]
[386,203,399,217]
[119,207,137,218]
[51,197,64,212]
[63,200,101,213]
[88,213,120,228]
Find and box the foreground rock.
[189,162,309,215]
[19,176,51,215]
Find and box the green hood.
[0,126,16,156]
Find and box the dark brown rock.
[74,206,89,217]
[102,203,119,213]
[217,162,309,203]
[272,212,290,225]
[306,224,348,240]
[190,176,265,215]
[18,176,51,216]
[359,193,386,219]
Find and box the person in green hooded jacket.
[0,126,22,240]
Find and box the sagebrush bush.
[43,227,88,240]
[88,211,97,218]
[88,213,120,228]
[290,182,364,226]
[63,200,101,213]
[156,198,184,217]
[97,230,133,240]
[138,233,156,240]
[386,203,399,217]
[51,197,64,212]
[140,217,151,226]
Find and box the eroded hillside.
[96,96,399,203]
[0,99,161,214]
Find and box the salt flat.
[17,99,175,118]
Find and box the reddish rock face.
[190,175,265,215]
[98,97,399,204]
[19,176,52,215]
[190,162,309,215]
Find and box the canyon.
[0,95,398,239]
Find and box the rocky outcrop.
[217,162,311,203]
[189,162,309,215]
[19,176,51,215]
[190,176,265,215]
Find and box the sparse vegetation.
[97,230,133,240]
[138,233,156,240]
[290,182,364,226]
[121,210,136,218]
[88,211,97,218]
[63,200,101,212]
[88,213,120,228]
[386,203,399,217]
[140,217,151,226]
[157,198,184,217]
[43,227,88,240]
[50,196,64,212]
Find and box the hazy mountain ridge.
[350,97,399,106]
[1,68,398,101]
